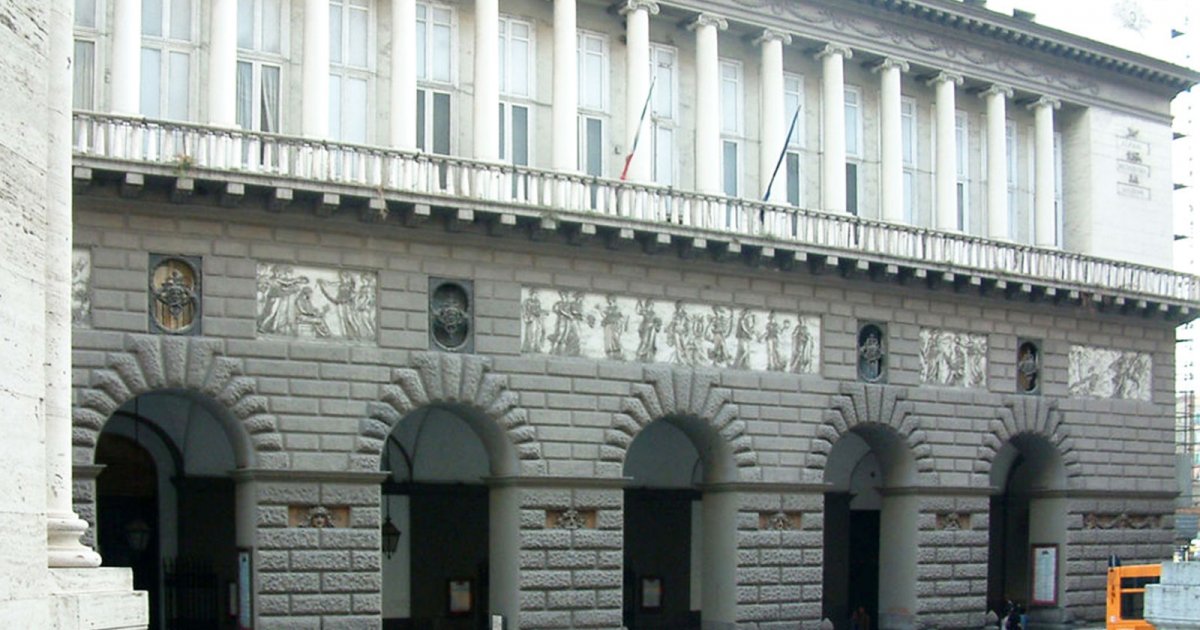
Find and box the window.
[417,89,451,154]
[498,15,533,166]
[901,97,917,223]
[417,3,453,83]
[720,59,742,197]
[236,0,283,133]
[1054,130,1063,247]
[1006,121,1018,236]
[955,110,969,231]
[141,0,194,120]
[329,0,370,143]
[649,44,677,186]
[784,73,805,206]
[577,31,608,176]
[74,0,99,110]
[844,86,862,214]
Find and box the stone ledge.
[49,567,147,629]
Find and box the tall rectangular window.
[417,89,451,155]
[74,0,99,110]
[844,86,862,214]
[416,3,453,83]
[499,15,533,167]
[783,73,805,206]
[236,0,284,133]
[649,44,677,187]
[901,97,917,224]
[1006,121,1018,237]
[577,31,608,175]
[720,59,742,197]
[1054,130,1063,247]
[141,0,193,120]
[329,0,369,143]
[955,110,969,231]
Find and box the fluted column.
[111,0,142,115]
[929,71,963,231]
[209,0,237,126]
[689,13,728,194]
[552,0,579,170]
[473,0,499,160]
[756,28,791,202]
[47,0,101,567]
[876,57,909,222]
[982,84,1013,240]
[621,0,660,182]
[817,44,852,213]
[391,0,417,148]
[1030,96,1061,247]
[303,0,330,137]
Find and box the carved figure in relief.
[665,301,692,365]
[859,331,884,381]
[788,319,814,374]
[688,312,708,366]
[733,309,757,370]
[294,287,332,337]
[354,274,377,338]
[318,271,366,340]
[1018,345,1040,392]
[72,254,90,325]
[635,299,661,363]
[257,264,308,335]
[706,305,733,367]
[760,311,790,372]
[548,290,585,356]
[597,295,627,360]
[521,289,547,353]
[1112,352,1149,400]
[964,335,986,387]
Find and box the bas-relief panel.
[918,328,987,387]
[1068,345,1152,401]
[256,263,377,342]
[72,248,91,327]
[520,288,821,374]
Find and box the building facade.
[61,0,1200,629]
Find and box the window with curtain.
[140,0,194,120]
[417,3,454,154]
[236,0,284,133]
[498,15,533,166]
[73,0,99,110]
[649,44,677,187]
[901,97,917,224]
[329,0,370,143]
[783,73,805,206]
[955,110,969,232]
[720,59,742,198]
[577,30,608,176]
[844,86,862,214]
[1006,121,1018,238]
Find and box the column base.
[1024,605,1074,630]
[49,566,147,629]
[46,512,102,568]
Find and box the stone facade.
[68,195,1180,628]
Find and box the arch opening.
[822,425,920,630]
[95,390,248,630]
[380,405,520,629]
[622,414,738,629]
[987,433,1069,621]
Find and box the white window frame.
[141,0,198,121]
[901,96,917,224]
[1006,120,1018,238]
[720,58,743,198]
[416,2,456,85]
[649,43,678,187]
[844,85,863,159]
[417,88,453,155]
[955,110,969,232]
[577,30,609,176]
[74,0,103,111]
[237,0,287,133]
[329,0,373,143]
[499,101,532,166]
[498,14,534,99]
[783,73,806,207]
[1054,130,1063,248]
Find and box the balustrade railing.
[71,111,1200,304]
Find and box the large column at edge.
[552,0,579,171]
[303,0,331,137]
[930,71,963,231]
[983,85,1013,240]
[111,0,143,115]
[473,0,500,161]
[757,29,791,203]
[817,44,851,213]
[689,13,727,195]
[390,0,417,149]
[877,57,909,223]
[1031,96,1061,248]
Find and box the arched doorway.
[987,434,1069,623]
[622,416,738,629]
[823,426,919,630]
[95,391,246,630]
[380,405,521,630]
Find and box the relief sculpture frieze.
[72,248,91,327]
[256,263,377,342]
[919,328,987,388]
[1068,345,1151,401]
[520,288,820,374]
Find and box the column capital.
[753,27,792,46]
[979,84,1014,99]
[872,56,909,73]
[1026,95,1062,110]
[814,43,852,61]
[925,71,964,87]
[618,0,660,17]
[687,12,728,31]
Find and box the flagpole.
[763,104,802,201]
[620,75,657,181]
